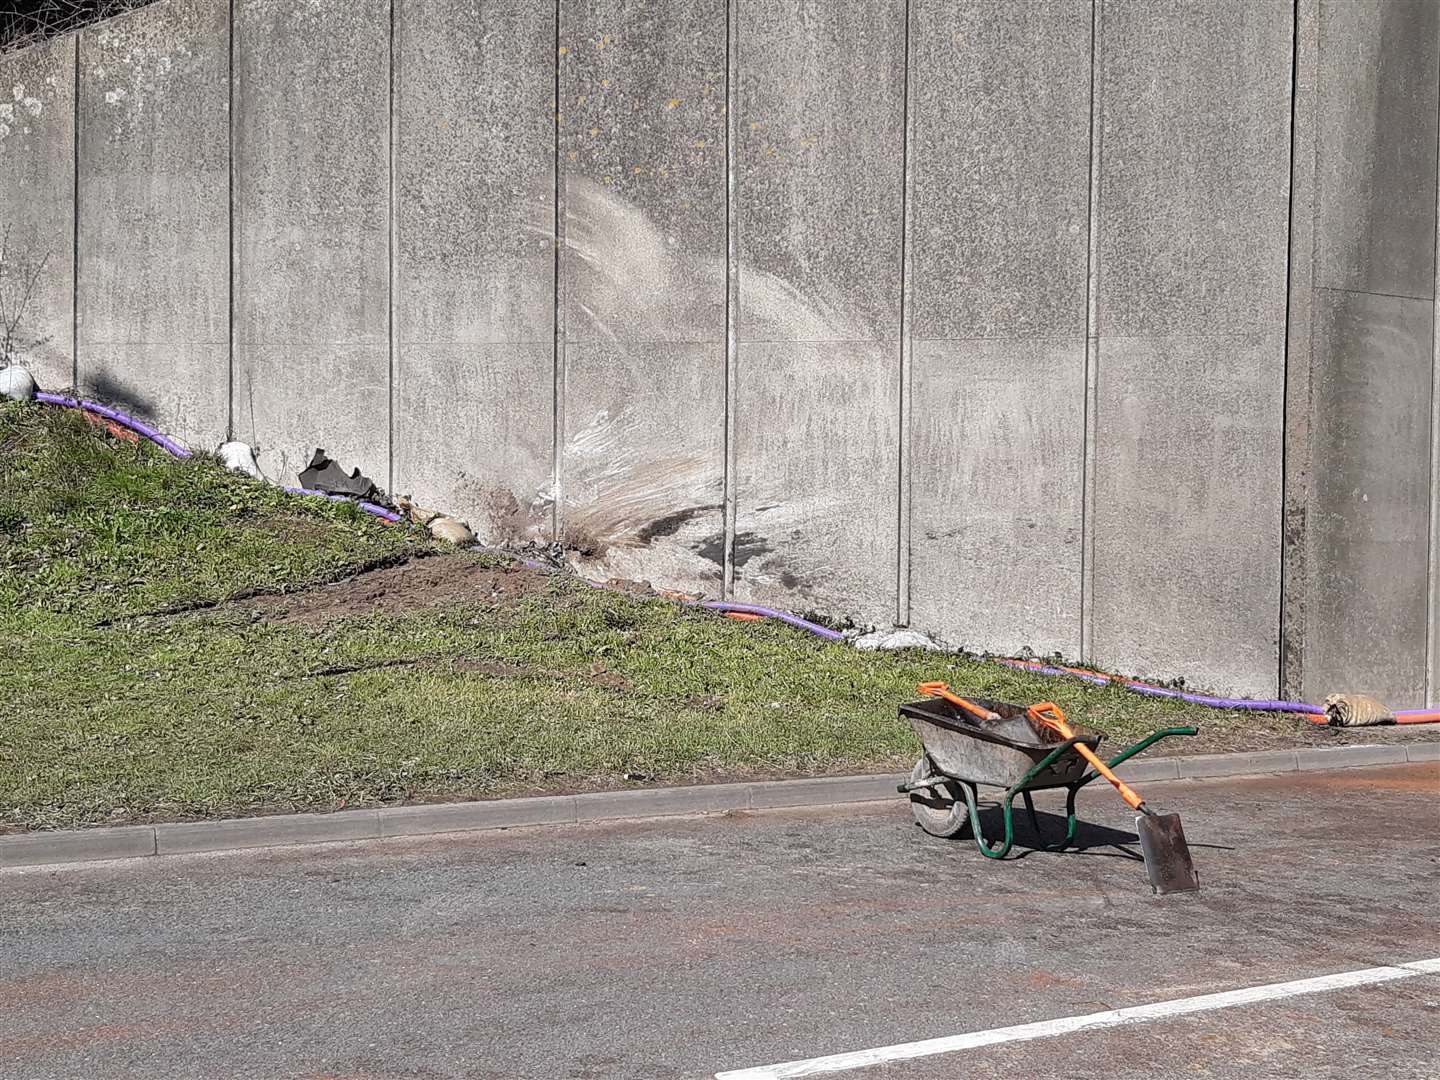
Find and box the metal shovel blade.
[1136,811,1200,895]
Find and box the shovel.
[1025,701,1200,895]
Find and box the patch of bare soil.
[236,555,551,623]
[599,577,660,600]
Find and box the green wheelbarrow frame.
[898,726,1197,859]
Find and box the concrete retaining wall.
[1,0,1436,704]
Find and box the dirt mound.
[237,555,551,623]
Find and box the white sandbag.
[0,365,37,401]
[216,440,266,481]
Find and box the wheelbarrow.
[898,693,1197,869]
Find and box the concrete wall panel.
[906,0,1091,653]
[1091,0,1292,694]
[1313,0,1438,299]
[560,342,724,590]
[1433,315,1440,706]
[1432,348,1439,704]
[558,0,726,592]
[393,0,554,540]
[909,0,1092,342]
[731,0,905,622]
[0,36,74,389]
[1097,1,1292,339]
[909,341,1087,654]
[395,343,554,540]
[735,0,905,343]
[1092,335,1285,693]
[734,343,897,621]
[1288,0,1439,705]
[1302,290,1432,704]
[232,0,389,484]
[76,0,228,448]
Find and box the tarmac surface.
[1,763,1437,1079]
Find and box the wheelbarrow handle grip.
[1027,702,1147,813]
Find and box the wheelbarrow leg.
[1060,785,1082,849]
[959,780,1014,859]
[1031,785,1082,851]
[1021,790,1042,840]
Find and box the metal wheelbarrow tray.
[898,695,1196,859]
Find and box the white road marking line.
[715,957,1440,1080]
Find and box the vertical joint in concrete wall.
[550,0,565,544]
[1079,0,1103,661]
[722,0,740,600]
[1280,0,1312,701]
[895,0,915,628]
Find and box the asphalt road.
[2,763,1437,1079]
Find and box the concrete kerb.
[2,743,1436,870]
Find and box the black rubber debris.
[298,448,377,499]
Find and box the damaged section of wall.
[76,0,228,449]
[557,0,727,592]
[392,0,554,545]
[0,34,74,389]
[231,0,390,485]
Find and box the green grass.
[0,402,1308,830]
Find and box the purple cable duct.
[284,486,404,523]
[997,658,1326,715]
[1117,682,1325,714]
[1003,660,1111,688]
[36,392,193,459]
[699,600,847,641]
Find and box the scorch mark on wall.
[550,176,866,598]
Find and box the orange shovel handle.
[1026,702,1147,813]
[917,682,999,722]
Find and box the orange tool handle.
[1026,702,1148,814]
[917,682,999,722]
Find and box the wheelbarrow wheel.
[908,757,969,838]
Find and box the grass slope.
[1,402,1318,831]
